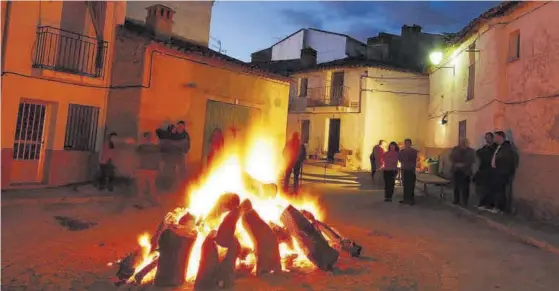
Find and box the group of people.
[451,131,518,214]
[370,138,419,205]
[97,120,191,208]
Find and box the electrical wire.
[428,91,559,119]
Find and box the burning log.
[312,220,362,258]
[206,193,241,223]
[215,207,241,248]
[154,225,197,287]
[194,233,220,290]
[133,258,158,283]
[239,199,252,212]
[280,205,339,271]
[195,233,241,290]
[217,238,240,288]
[116,251,141,282]
[269,222,293,248]
[242,172,278,198]
[300,210,362,258]
[241,208,282,275]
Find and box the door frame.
[327,118,341,161]
[10,99,52,184]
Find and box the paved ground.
[2,165,559,290]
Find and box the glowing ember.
[123,126,327,286]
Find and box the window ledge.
[508,56,520,63]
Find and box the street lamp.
[429,51,455,75]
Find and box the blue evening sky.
[209,1,500,61]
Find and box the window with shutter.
[299,78,308,97]
[508,30,520,61]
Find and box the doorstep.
[423,184,559,256]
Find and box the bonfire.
[111,127,362,289]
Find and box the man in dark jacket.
[474,132,497,209]
[490,131,516,214]
[450,138,476,207]
[398,138,418,205]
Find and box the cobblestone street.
[2,167,559,290]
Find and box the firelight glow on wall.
[430,51,455,76]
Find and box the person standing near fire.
[135,131,162,207]
[207,128,225,169]
[370,140,387,181]
[474,132,497,210]
[450,138,476,207]
[398,138,418,205]
[489,131,516,214]
[98,132,117,191]
[282,132,305,193]
[382,141,400,202]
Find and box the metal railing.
[33,26,108,78]
[303,86,350,107]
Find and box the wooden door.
[327,118,341,161]
[10,101,48,183]
[202,100,261,165]
[301,120,310,145]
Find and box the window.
[508,30,520,61]
[64,104,100,151]
[299,77,308,97]
[458,120,467,144]
[467,64,475,101]
[466,42,476,101]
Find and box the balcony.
[306,85,350,107]
[33,26,108,78]
[289,86,358,113]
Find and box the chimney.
[401,24,422,37]
[300,47,317,69]
[145,4,175,36]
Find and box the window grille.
[64,104,100,151]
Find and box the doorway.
[301,120,310,145]
[327,118,341,161]
[10,101,48,183]
[330,71,344,105]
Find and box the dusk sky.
[209,1,501,61]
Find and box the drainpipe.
[1,0,12,74]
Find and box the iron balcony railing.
[33,26,108,78]
[305,85,350,107]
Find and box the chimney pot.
[300,47,317,68]
[145,4,175,36]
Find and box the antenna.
[210,36,227,54]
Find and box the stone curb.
[1,196,118,207]
[446,202,559,257]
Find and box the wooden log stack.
[280,205,339,271]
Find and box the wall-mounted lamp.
[430,51,455,76]
[441,112,448,125]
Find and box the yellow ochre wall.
[1,1,126,188]
[107,41,290,178]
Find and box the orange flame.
[130,125,324,283]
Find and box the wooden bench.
[415,173,451,200]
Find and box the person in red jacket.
[282,132,304,193]
[207,128,225,168]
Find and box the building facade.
[285,53,429,170]
[251,28,366,64]
[1,1,126,188]
[426,1,559,222]
[124,1,214,47]
[107,5,290,178]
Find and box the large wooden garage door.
[202,100,261,165]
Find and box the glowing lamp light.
[429,51,444,65]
